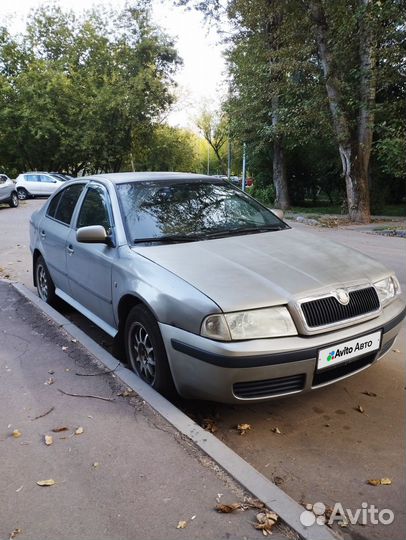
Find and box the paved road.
[1,199,405,540]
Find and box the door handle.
[40,230,46,238]
[66,244,74,255]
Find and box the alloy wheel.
[129,322,156,385]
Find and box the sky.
[0,0,227,129]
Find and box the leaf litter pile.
[215,497,279,536]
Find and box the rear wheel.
[125,305,176,397]
[35,255,56,305]
[17,188,29,200]
[9,192,19,208]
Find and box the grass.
[285,204,405,217]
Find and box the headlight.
[201,307,297,341]
[374,276,401,307]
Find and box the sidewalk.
[0,281,292,540]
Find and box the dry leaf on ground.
[9,528,22,539]
[61,346,68,351]
[36,479,56,487]
[92,462,99,468]
[355,404,365,413]
[176,520,187,529]
[202,418,218,433]
[361,391,377,397]
[75,426,84,435]
[215,503,242,513]
[245,498,265,510]
[44,377,55,385]
[392,349,400,353]
[367,478,392,486]
[52,426,68,432]
[254,511,278,536]
[237,423,251,435]
[44,435,53,446]
[12,430,22,438]
[271,427,281,434]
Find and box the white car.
[15,172,64,200]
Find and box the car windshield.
[116,180,288,243]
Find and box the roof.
[84,172,215,184]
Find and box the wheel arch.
[117,293,159,337]
[32,249,42,286]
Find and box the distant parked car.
[50,172,73,182]
[29,172,405,403]
[0,174,19,208]
[15,172,64,199]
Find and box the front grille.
[233,373,306,399]
[313,353,376,386]
[301,286,380,328]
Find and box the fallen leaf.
[48,370,55,375]
[36,479,56,487]
[44,377,55,385]
[65,368,71,372]
[361,391,377,397]
[237,423,251,435]
[215,503,242,513]
[44,435,53,446]
[15,485,23,493]
[12,429,22,438]
[245,498,265,510]
[191,515,196,520]
[367,478,392,486]
[71,339,77,343]
[254,511,278,536]
[176,520,187,529]
[92,462,99,468]
[392,349,400,353]
[9,528,22,539]
[62,346,68,351]
[272,427,281,434]
[355,404,365,413]
[75,426,84,435]
[202,418,218,433]
[52,426,68,432]
[117,388,135,397]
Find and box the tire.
[124,305,176,397]
[35,255,56,305]
[17,188,29,200]
[9,192,19,208]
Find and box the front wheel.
[9,192,19,208]
[35,255,56,305]
[124,305,176,397]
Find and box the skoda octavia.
[29,173,405,402]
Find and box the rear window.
[49,184,85,225]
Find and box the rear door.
[39,183,85,293]
[39,174,60,195]
[66,183,116,329]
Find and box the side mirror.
[77,225,111,245]
[271,209,284,220]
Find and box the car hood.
[133,228,389,312]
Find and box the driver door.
[66,184,116,329]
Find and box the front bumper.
[159,298,405,403]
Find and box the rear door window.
[52,184,85,225]
[77,185,112,233]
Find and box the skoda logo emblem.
[335,289,350,305]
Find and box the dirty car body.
[29,173,405,403]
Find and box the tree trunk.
[272,95,290,209]
[309,0,375,223]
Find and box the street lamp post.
[242,142,247,191]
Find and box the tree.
[184,0,405,221]
[0,3,180,175]
[196,108,228,174]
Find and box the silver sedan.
[29,173,405,402]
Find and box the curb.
[12,281,340,540]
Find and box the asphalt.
[0,281,295,540]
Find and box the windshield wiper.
[202,225,285,238]
[132,233,204,244]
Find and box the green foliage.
[250,184,276,205]
[0,3,180,174]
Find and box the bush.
[250,184,276,205]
